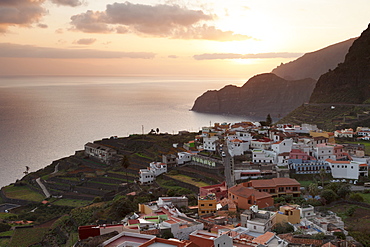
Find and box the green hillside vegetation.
[278,104,370,131]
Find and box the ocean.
[0,76,259,188]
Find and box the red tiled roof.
[228,184,271,199]
[325,159,351,164]
[250,178,300,188]
[253,232,275,245]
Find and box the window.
[209,204,213,206]
[201,204,204,206]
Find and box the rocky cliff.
[271,38,356,80]
[191,73,316,119]
[309,24,370,103]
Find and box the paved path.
[35,162,59,198]
[223,144,235,188]
[36,178,50,198]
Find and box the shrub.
[349,193,364,202]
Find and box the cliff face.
[309,24,370,103]
[271,38,356,80]
[191,73,316,118]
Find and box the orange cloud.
[0,0,46,32]
[70,2,253,41]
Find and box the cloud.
[168,55,178,58]
[37,23,48,28]
[0,0,47,32]
[74,38,96,45]
[0,43,156,59]
[70,2,252,41]
[193,52,304,60]
[51,0,83,7]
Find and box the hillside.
[278,24,370,130]
[309,24,370,103]
[191,73,316,119]
[271,38,356,80]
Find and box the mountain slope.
[309,24,370,103]
[191,73,316,119]
[271,38,356,80]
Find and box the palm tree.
[319,168,326,187]
[121,155,131,184]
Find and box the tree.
[319,168,326,187]
[121,155,131,184]
[320,189,338,204]
[337,183,351,199]
[308,183,320,197]
[266,114,272,126]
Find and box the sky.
[0,0,369,78]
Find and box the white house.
[227,138,250,157]
[177,152,193,165]
[271,138,293,154]
[139,169,155,184]
[240,205,277,233]
[234,169,262,181]
[334,128,354,138]
[84,142,117,163]
[203,134,219,151]
[313,145,336,161]
[250,139,272,150]
[139,162,167,184]
[325,159,368,180]
[149,162,167,176]
[190,230,233,247]
[252,149,276,164]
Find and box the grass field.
[166,174,210,187]
[51,198,91,207]
[360,193,370,204]
[10,227,48,247]
[2,185,45,202]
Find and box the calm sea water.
[0,76,259,188]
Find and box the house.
[289,159,331,175]
[240,205,276,233]
[228,184,274,210]
[139,169,155,184]
[157,197,188,208]
[252,149,276,164]
[325,159,368,180]
[234,169,262,181]
[177,152,193,165]
[245,178,301,197]
[227,138,250,157]
[78,224,139,240]
[198,193,217,216]
[271,139,293,154]
[276,205,301,225]
[334,128,354,138]
[139,162,167,184]
[199,181,228,201]
[250,138,272,150]
[101,232,155,246]
[203,133,219,151]
[189,230,233,247]
[84,142,117,164]
[310,130,335,144]
[148,162,167,176]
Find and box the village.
[74,121,370,247]
[1,121,370,247]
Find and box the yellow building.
[276,205,300,224]
[198,193,217,216]
[310,131,335,144]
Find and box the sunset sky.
[0,0,369,78]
